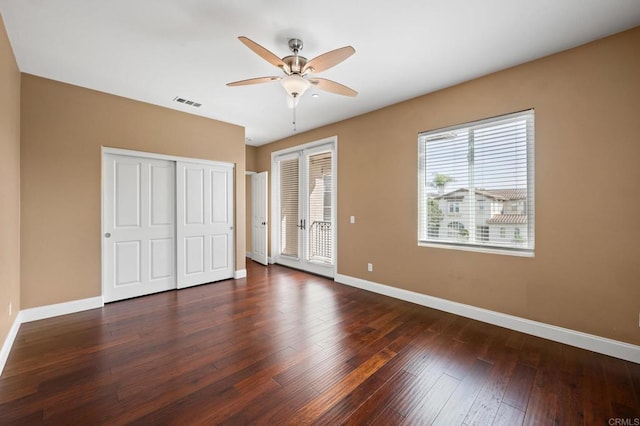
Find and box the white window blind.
[307,152,333,262]
[418,110,535,255]
[279,158,299,257]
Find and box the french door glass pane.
[279,158,299,257]
[307,152,333,263]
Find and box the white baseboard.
[0,312,23,376]
[334,273,640,364]
[234,269,247,279]
[246,252,252,258]
[21,296,104,324]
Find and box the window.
[418,110,535,255]
[447,221,466,239]
[476,226,489,242]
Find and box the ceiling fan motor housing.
[283,55,307,74]
[288,38,303,53]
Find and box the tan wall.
[0,15,21,346]
[246,145,258,172]
[245,146,258,255]
[256,26,640,345]
[20,74,245,309]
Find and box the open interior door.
[251,171,269,265]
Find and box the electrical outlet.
[367,263,373,272]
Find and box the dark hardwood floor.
[1,261,639,425]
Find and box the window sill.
[418,242,534,258]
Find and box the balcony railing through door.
[309,220,332,262]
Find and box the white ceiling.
[1,1,639,146]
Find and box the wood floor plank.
[493,402,526,426]
[432,358,493,426]
[522,356,559,426]
[501,361,537,411]
[342,370,416,426]
[311,374,388,425]
[290,347,397,423]
[0,261,637,425]
[401,372,460,425]
[462,346,519,426]
[220,376,320,424]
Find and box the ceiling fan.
[227,36,357,106]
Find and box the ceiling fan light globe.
[281,75,310,98]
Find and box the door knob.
[104,233,111,238]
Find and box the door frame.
[101,147,235,301]
[270,136,338,278]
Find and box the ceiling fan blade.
[238,36,290,73]
[308,78,357,97]
[303,46,355,74]
[227,76,282,86]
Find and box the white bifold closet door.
[103,154,176,302]
[176,161,234,288]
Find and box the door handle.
[104,233,111,238]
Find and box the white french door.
[251,171,269,265]
[103,154,176,302]
[273,140,336,277]
[176,161,234,288]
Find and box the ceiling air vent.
[173,96,202,108]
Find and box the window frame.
[417,110,535,257]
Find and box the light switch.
[350,216,356,224]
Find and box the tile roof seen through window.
[434,188,527,200]
[486,214,528,224]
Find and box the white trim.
[271,136,336,159]
[234,269,247,279]
[21,297,104,323]
[419,242,535,258]
[246,252,252,258]
[0,312,23,376]
[102,147,235,169]
[334,273,640,364]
